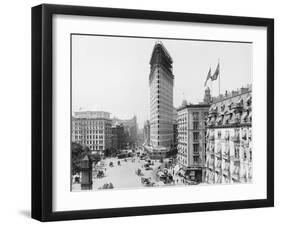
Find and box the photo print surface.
[71,34,252,191]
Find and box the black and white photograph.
[71,34,253,191]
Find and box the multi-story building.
[149,41,174,158]
[172,108,178,151]
[111,123,126,151]
[136,128,144,147]
[72,111,112,152]
[177,100,210,182]
[143,120,150,146]
[205,86,252,184]
[112,116,137,147]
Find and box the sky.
[72,35,252,128]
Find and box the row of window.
[72,130,104,134]
[73,121,109,126]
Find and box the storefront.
[185,167,203,182]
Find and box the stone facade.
[205,87,252,184]
[72,111,112,152]
[177,103,210,182]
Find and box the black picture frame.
[32,3,274,222]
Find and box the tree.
[90,153,101,164]
[71,142,91,174]
[104,147,116,157]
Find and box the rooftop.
[177,102,210,112]
[212,85,252,104]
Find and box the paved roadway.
[71,155,189,191]
[91,157,161,190]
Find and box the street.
[72,153,192,191]
[92,157,160,190]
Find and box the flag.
[211,62,220,80]
[204,68,212,86]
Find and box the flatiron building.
[149,42,174,158]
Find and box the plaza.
[72,150,191,191]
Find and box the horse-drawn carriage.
[96,170,104,178]
[135,168,144,176]
[141,177,155,187]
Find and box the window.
[250,150,252,161]
[193,121,199,129]
[193,144,199,153]
[193,132,199,141]
[193,156,199,164]
[204,112,208,120]
[243,150,247,160]
[192,112,199,120]
[235,146,239,159]
[217,130,221,139]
